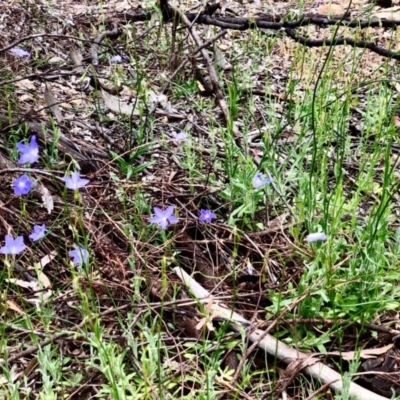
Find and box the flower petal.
[167,215,179,225]
[153,207,165,217]
[164,206,175,218]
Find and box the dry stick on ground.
[119,9,400,59]
[173,267,389,400]
[169,4,245,149]
[120,10,400,30]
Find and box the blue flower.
[14,174,33,196]
[149,206,179,229]
[29,224,46,241]
[172,131,188,141]
[17,135,39,164]
[246,261,254,275]
[69,246,89,265]
[62,172,90,190]
[10,48,30,58]
[199,209,216,223]
[110,55,129,63]
[252,172,271,189]
[306,232,327,243]
[0,235,26,255]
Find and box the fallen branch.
[173,267,388,400]
[120,8,400,30]
[284,28,400,60]
[117,5,400,62]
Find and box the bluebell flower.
[149,206,179,229]
[172,131,188,141]
[246,261,254,275]
[0,235,26,255]
[17,135,39,164]
[252,172,271,189]
[199,209,216,223]
[62,172,89,190]
[69,246,89,265]
[29,224,46,241]
[10,48,30,58]
[110,55,129,63]
[306,232,327,243]
[14,174,33,195]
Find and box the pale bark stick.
[173,267,387,400]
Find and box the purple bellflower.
[252,172,271,189]
[306,232,328,243]
[0,235,26,255]
[14,174,33,196]
[69,246,89,265]
[199,209,216,223]
[110,55,129,63]
[246,261,254,275]
[17,135,39,164]
[10,48,31,58]
[172,131,188,141]
[149,206,179,229]
[29,224,46,241]
[62,172,90,190]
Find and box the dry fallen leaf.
[317,4,345,17]
[6,269,53,307]
[35,183,54,214]
[115,0,131,11]
[69,48,84,73]
[214,44,232,71]
[47,56,64,64]
[38,272,51,289]
[326,343,394,361]
[6,278,37,290]
[6,299,25,315]
[37,251,57,269]
[370,6,400,20]
[218,44,229,51]
[197,81,205,91]
[23,358,38,377]
[101,88,140,116]
[195,299,226,331]
[15,79,36,90]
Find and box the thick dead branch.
[117,5,400,61]
[174,267,389,400]
[197,14,400,30]
[284,28,400,60]
[120,8,400,30]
